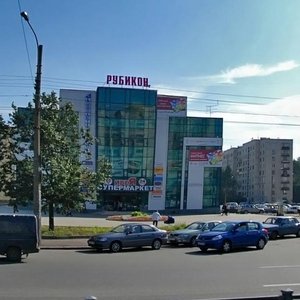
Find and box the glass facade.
[166,117,223,209]
[96,87,157,209]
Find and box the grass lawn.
[41,223,187,238]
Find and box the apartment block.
[223,138,293,203]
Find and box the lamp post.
[20,11,42,245]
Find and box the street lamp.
[20,11,42,245]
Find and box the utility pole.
[21,11,43,245]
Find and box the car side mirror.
[125,228,131,235]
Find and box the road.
[1,236,300,300]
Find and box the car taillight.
[263,228,268,235]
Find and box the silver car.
[238,204,264,214]
[87,223,168,252]
[168,221,222,246]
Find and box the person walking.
[13,203,19,214]
[221,204,228,216]
[151,210,161,227]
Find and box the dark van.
[0,214,39,262]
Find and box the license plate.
[88,241,95,245]
[197,242,205,246]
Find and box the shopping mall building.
[60,76,223,213]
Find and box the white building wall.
[148,95,187,210]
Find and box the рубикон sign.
[106,75,150,88]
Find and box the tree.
[0,115,14,200]
[221,166,240,204]
[0,92,111,230]
[293,158,300,202]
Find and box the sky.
[2,0,300,158]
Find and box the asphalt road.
[1,236,300,300]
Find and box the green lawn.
[41,223,186,238]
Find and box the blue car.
[196,221,269,253]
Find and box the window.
[141,225,155,232]
[131,225,141,233]
[248,222,259,230]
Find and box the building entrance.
[101,192,148,211]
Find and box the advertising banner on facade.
[189,149,223,166]
[157,95,187,115]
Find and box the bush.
[131,211,148,217]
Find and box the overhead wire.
[1,74,300,127]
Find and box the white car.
[284,205,300,214]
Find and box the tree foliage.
[0,92,111,230]
[293,158,300,202]
[221,166,240,204]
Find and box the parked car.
[87,223,168,252]
[226,202,239,213]
[262,204,278,214]
[196,220,269,253]
[283,205,300,214]
[0,214,39,262]
[262,216,300,239]
[238,204,264,214]
[168,221,222,246]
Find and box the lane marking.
[263,283,300,287]
[260,265,300,269]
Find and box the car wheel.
[6,247,22,262]
[190,236,196,247]
[110,241,121,253]
[222,240,232,253]
[244,210,249,214]
[256,238,266,250]
[270,231,278,240]
[152,239,162,250]
[199,246,207,252]
[296,229,300,237]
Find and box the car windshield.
[185,222,204,230]
[211,222,235,232]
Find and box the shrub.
[131,211,148,217]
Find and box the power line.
[157,87,281,100]
[0,74,286,101]
[188,108,300,118]
[224,120,300,127]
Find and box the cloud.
[209,60,299,84]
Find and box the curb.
[40,246,91,250]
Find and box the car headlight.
[212,235,223,241]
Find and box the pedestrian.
[13,203,19,214]
[221,204,228,216]
[151,210,161,227]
